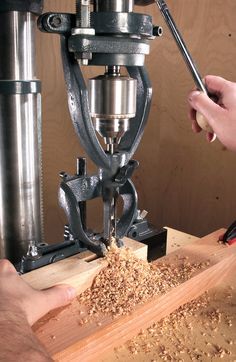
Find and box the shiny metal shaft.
[0,11,43,263]
[103,186,118,246]
[95,0,134,13]
[109,194,117,244]
[107,146,117,246]
[155,0,207,94]
[103,197,117,246]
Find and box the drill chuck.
[88,71,137,148]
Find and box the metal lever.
[155,0,207,95]
[155,0,219,137]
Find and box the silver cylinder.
[0,12,43,264]
[95,0,134,13]
[89,74,137,145]
[0,12,35,80]
[89,75,137,119]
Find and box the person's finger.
[188,91,226,131]
[0,259,16,274]
[192,119,202,133]
[206,132,216,143]
[28,285,76,325]
[188,105,195,121]
[188,105,202,133]
[218,233,226,241]
[204,75,230,95]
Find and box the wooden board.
[32,229,236,361]
[165,226,199,254]
[22,238,147,294]
[101,269,236,361]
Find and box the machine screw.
[49,15,62,28]
[59,171,68,179]
[75,0,91,28]
[73,0,94,65]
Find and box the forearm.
[0,310,52,362]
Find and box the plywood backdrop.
[37,0,236,244]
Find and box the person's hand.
[188,75,236,152]
[0,259,76,325]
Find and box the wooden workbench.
[26,227,236,361]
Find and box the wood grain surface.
[33,229,236,361]
[37,1,236,244]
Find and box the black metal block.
[141,227,167,261]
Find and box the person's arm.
[188,75,236,152]
[0,311,52,361]
[0,259,76,361]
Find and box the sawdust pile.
[78,247,205,317]
[126,286,236,361]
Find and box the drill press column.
[0,1,43,264]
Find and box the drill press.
[0,0,167,271]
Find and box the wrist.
[0,304,27,324]
[0,309,52,361]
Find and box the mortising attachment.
[20,0,165,272]
[38,0,161,256]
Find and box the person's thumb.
[29,285,76,325]
[43,284,77,308]
[188,91,225,131]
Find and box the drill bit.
[106,144,118,247]
[109,195,117,245]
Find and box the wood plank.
[22,238,147,295]
[165,226,200,254]
[101,265,236,362]
[33,229,236,361]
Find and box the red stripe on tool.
[228,237,236,245]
